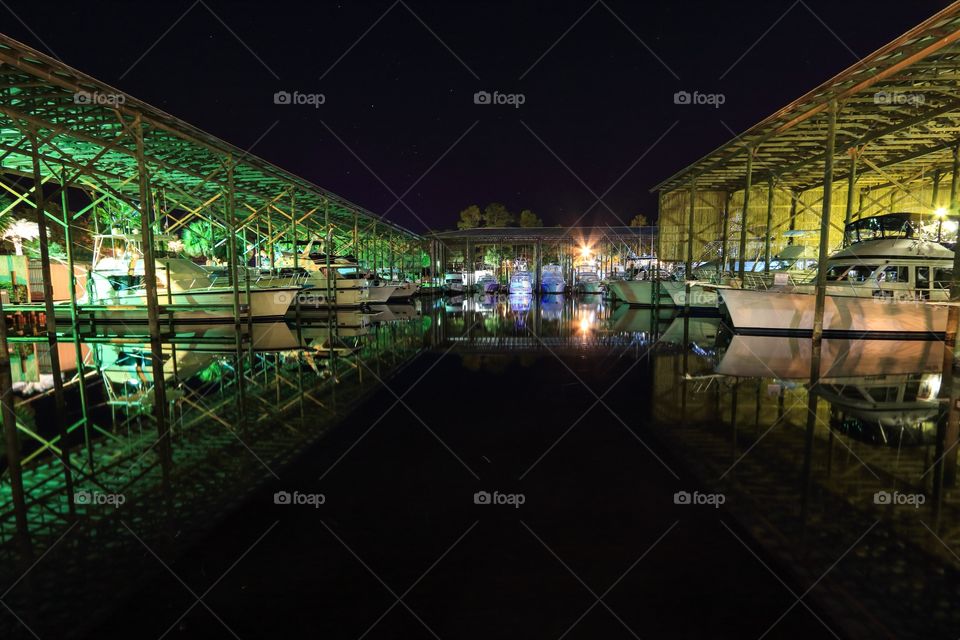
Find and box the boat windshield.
[334,266,364,279]
[844,213,921,244]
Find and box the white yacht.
[607,278,696,307]
[476,273,500,294]
[721,237,952,335]
[290,260,371,308]
[508,271,533,294]
[574,270,601,294]
[540,264,566,294]
[367,278,402,304]
[444,273,466,294]
[72,254,298,322]
[254,250,373,308]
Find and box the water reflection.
[4,296,960,639]
[656,322,960,637]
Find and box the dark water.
[2,294,958,638]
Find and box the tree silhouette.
[519,209,543,227]
[483,202,514,227]
[457,204,483,229]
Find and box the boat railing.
[742,270,817,290]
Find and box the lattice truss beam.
[656,6,960,194]
[0,35,424,266]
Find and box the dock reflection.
[659,322,960,638]
[3,297,960,638]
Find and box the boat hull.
[509,282,532,294]
[576,282,600,294]
[387,283,419,300]
[664,283,718,308]
[59,287,298,322]
[541,280,566,294]
[721,288,948,336]
[367,284,399,303]
[288,286,367,310]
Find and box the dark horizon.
[0,0,946,232]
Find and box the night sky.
[0,0,947,232]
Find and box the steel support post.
[373,223,378,276]
[534,239,542,292]
[685,177,696,334]
[843,147,859,238]
[291,193,300,318]
[654,191,665,307]
[686,179,696,274]
[466,240,474,290]
[738,150,753,281]
[933,169,942,208]
[787,192,798,242]
[267,215,275,271]
[934,141,960,521]
[27,130,75,514]
[0,288,30,557]
[389,233,395,280]
[60,170,93,472]
[763,177,774,274]
[324,201,335,373]
[801,100,837,520]
[134,117,172,485]
[719,192,730,281]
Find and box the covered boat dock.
[652,2,960,520]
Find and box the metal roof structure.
[653,2,960,194]
[0,34,419,240]
[429,226,654,243]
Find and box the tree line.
[457,203,543,229]
[456,203,649,229]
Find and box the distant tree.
[457,204,483,230]
[629,214,649,227]
[483,202,514,227]
[519,209,543,228]
[2,219,39,256]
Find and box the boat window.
[934,267,954,289]
[878,266,909,283]
[842,265,878,282]
[868,386,901,403]
[838,386,865,400]
[916,266,930,288]
[106,275,145,291]
[825,265,850,281]
[904,381,921,401]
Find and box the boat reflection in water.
[716,335,943,447]
[507,293,532,313]
[94,323,300,403]
[540,294,564,321]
